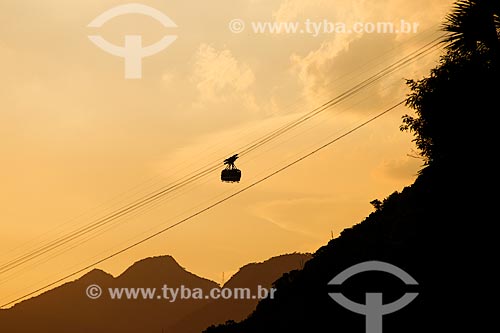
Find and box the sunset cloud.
[191,44,255,103]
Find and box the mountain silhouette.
[203,166,489,333]
[169,253,311,333]
[0,254,310,333]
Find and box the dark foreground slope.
[205,164,492,333]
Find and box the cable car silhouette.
[221,154,241,183]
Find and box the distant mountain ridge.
[169,253,311,333]
[0,253,311,333]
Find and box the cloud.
[272,0,321,22]
[373,156,422,182]
[251,197,371,240]
[289,34,358,103]
[283,0,454,104]
[272,0,373,24]
[191,44,255,104]
[273,0,452,25]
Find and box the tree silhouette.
[443,0,500,58]
[401,0,499,169]
[370,199,383,211]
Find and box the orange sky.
[0,0,454,307]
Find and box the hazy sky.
[0,0,454,306]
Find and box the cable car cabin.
[221,154,241,183]
[221,168,241,183]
